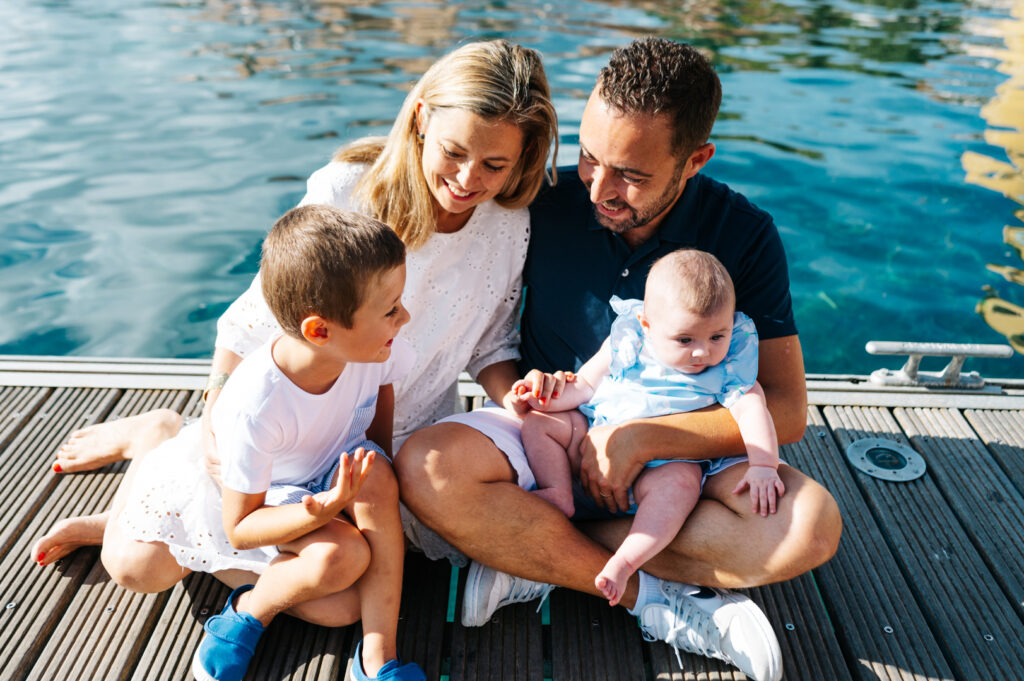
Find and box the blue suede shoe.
[191,584,266,681]
[351,640,427,681]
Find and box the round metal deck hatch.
[845,438,925,481]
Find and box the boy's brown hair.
[646,248,735,317]
[261,204,405,336]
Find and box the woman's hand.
[504,369,575,415]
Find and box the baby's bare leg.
[521,410,587,516]
[595,462,703,606]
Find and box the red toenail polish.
[53,463,63,473]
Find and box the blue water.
[1,0,1021,378]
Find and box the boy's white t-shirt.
[213,336,415,495]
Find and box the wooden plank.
[823,405,1024,679]
[550,589,645,681]
[783,409,954,681]
[0,386,120,556]
[893,407,1024,615]
[131,573,229,680]
[0,385,50,453]
[752,576,852,681]
[15,389,194,681]
[395,552,450,679]
[450,567,544,681]
[962,408,1024,493]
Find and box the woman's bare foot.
[32,513,109,566]
[595,553,636,606]
[53,409,182,473]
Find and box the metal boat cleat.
[865,340,1013,389]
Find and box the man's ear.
[682,142,715,180]
[300,315,330,346]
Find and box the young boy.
[165,204,423,681]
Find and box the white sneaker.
[460,561,554,627]
[637,581,782,681]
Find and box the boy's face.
[640,296,733,374]
[328,264,410,363]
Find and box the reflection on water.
[963,0,1024,355]
[1,0,1022,377]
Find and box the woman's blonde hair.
[334,40,558,250]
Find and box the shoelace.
[503,576,554,613]
[640,584,723,669]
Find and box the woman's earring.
[417,132,425,141]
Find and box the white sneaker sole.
[190,647,217,681]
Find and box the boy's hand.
[302,448,375,518]
[732,465,786,517]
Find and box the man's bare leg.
[580,463,842,588]
[396,423,639,607]
[54,409,182,473]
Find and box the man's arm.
[577,335,806,511]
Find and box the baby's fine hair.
[261,204,406,336]
[646,248,735,317]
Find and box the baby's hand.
[731,465,785,517]
[302,448,374,518]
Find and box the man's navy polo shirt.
[520,166,797,374]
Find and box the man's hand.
[302,448,375,519]
[577,423,643,513]
[732,464,786,516]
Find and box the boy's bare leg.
[216,568,363,627]
[595,462,702,606]
[521,410,586,517]
[235,517,370,626]
[345,460,405,676]
[54,409,181,473]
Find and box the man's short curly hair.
[598,38,722,158]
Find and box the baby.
[512,249,785,605]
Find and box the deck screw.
[6,602,16,609]
[785,623,795,631]
[591,618,599,628]
[883,626,893,634]
[200,607,209,616]
[984,634,994,642]
[105,606,114,613]
[816,431,826,437]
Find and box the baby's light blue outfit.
[579,296,759,473]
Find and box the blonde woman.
[35,39,556,680]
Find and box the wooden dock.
[1,356,1023,681]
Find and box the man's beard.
[591,162,685,234]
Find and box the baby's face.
[640,301,733,374]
